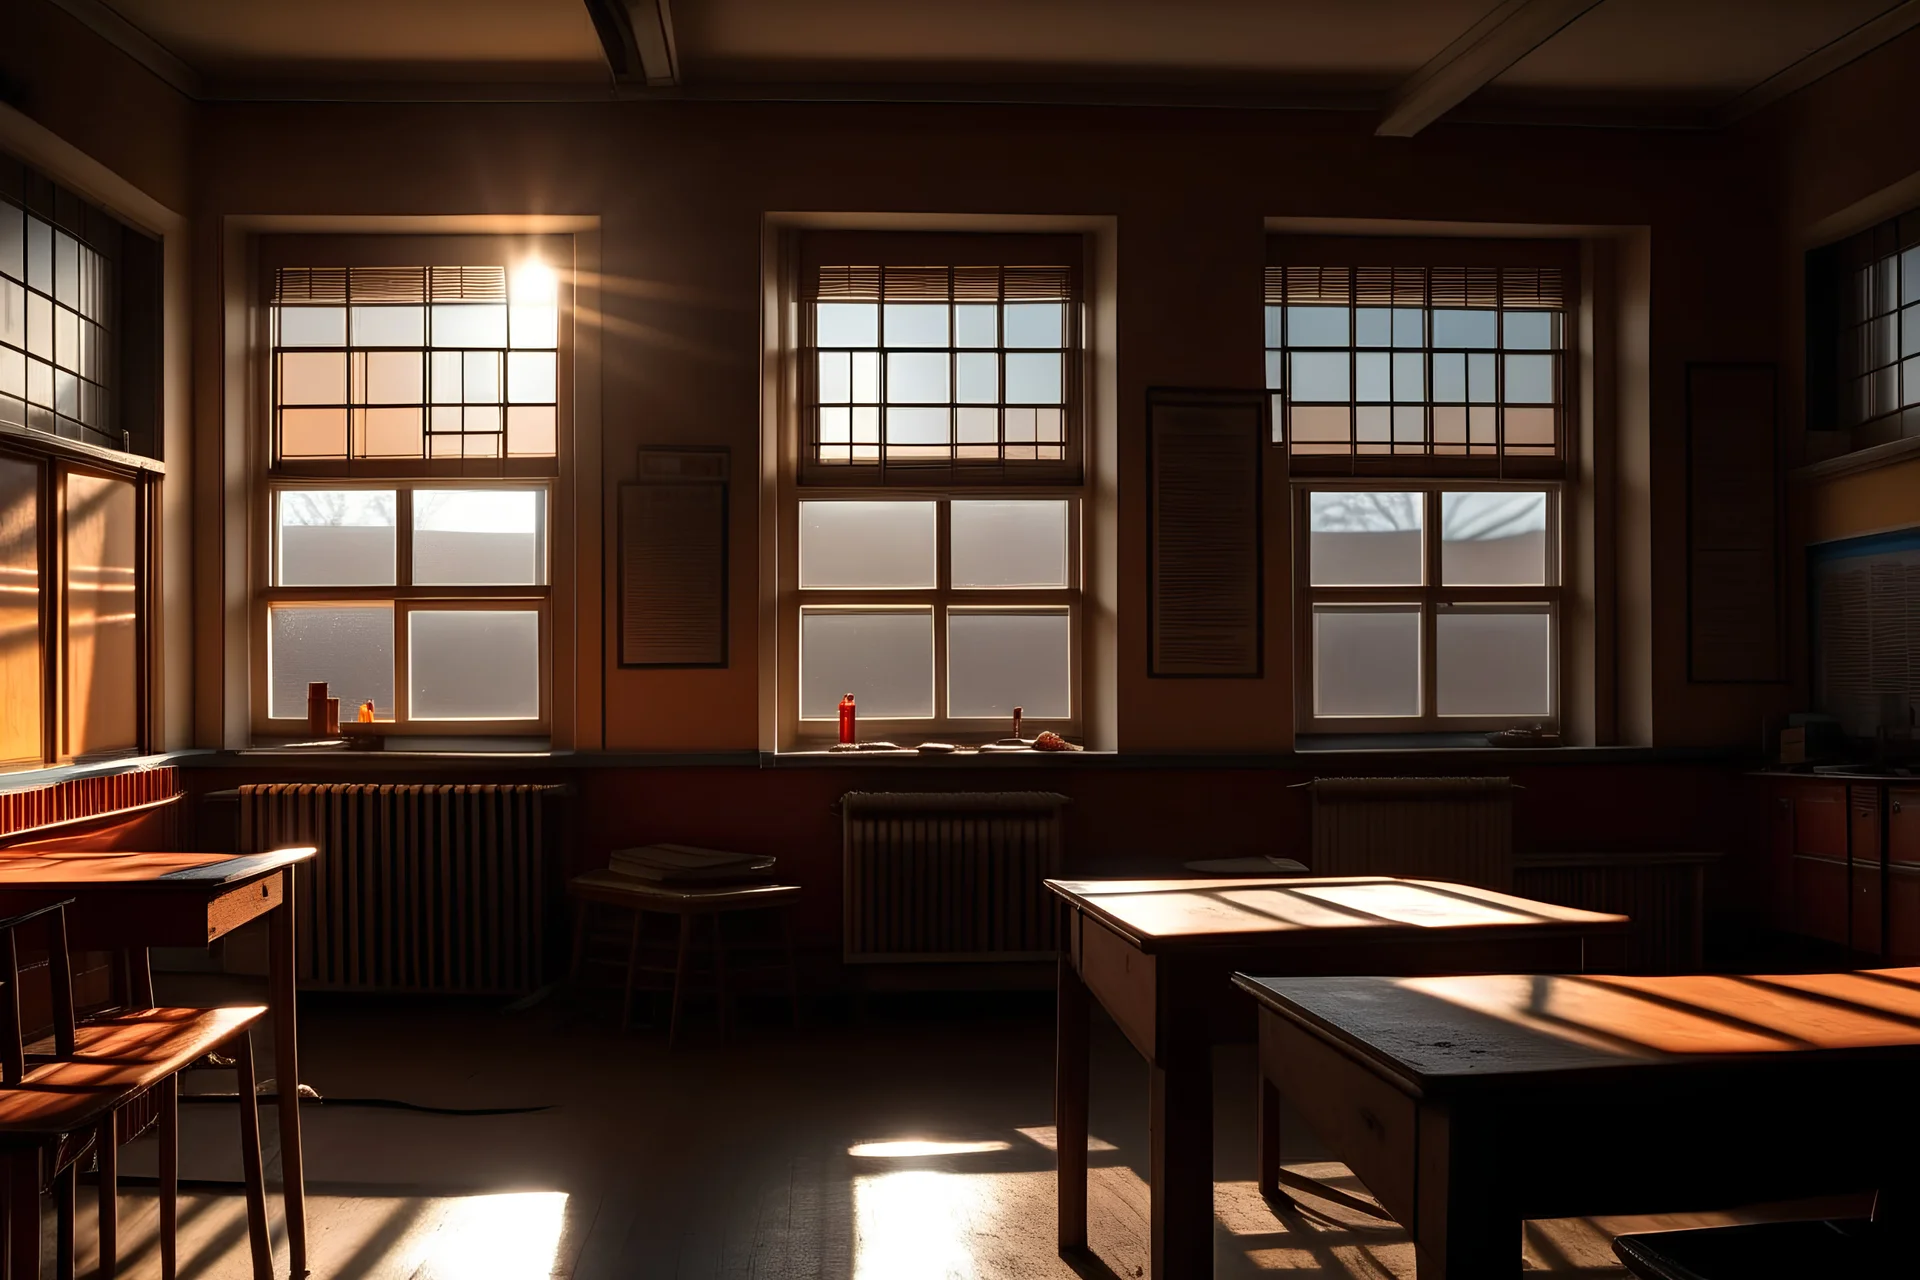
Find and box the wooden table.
[1235,966,1920,1279]
[1047,875,1628,1278]
[0,848,317,1278]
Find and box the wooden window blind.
[1264,241,1576,479]
[797,234,1084,486]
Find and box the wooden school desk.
[1046,875,1628,1279]
[0,848,317,1278]
[1235,967,1920,1279]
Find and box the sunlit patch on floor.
[853,1168,987,1279]
[848,1138,1013,1158]
[1013,1125,1118,1152]
[403,1190,569,1279]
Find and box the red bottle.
[838,693,857,745]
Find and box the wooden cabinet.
[1891,865,1920,961]
[1891,787,1920,866]
[1851,785,1881,864]
[1854,861,1884,954]
[1792,856,1850,946]
[1792,783,1848,859]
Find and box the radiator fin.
[1308,776,1514,890]
[237,783,547,994]
[842,791,1066,963]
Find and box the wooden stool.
[566,874,801,1046]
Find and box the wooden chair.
[0,900,273,1280]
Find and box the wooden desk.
[1047,876,1628,1278]
[1235,967,1920,1279]
[0,848,317,1278]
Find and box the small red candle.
[838,693,857,745]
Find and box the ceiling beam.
[1719,0,1920,125]
[43,0,202,99]
[583,0,679,87]
[1376,0,1606,138]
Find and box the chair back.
[0,900,76,1084]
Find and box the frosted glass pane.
[351,306,424,347]
[1437,609,1551,717]
[508,350,556,403]
[1290,352,1349,401]
[1356,353,1389,402]
[886,407,949,446]
[949,611,1071,718]
[279,352,345,405]
[269,605,394,719]
[819,352,851,403]
[1308,492,1422,586]
[278,306,345,347]
[887,352,949,403]
[1004,303,1063,348]
[1313,607,1419,717]
[510,304,558,350]
[65,473,139,756]
[1503,311,1556,350]
[431,351,463,403]
[1433,309,1496,348]
[1392,308,1423,348]
[1393,352,1424,401]
[1433,353,1466,402]
[432,304,506,348]
[1287,307,1348,347]
[1005,353,1061,404]
[951,500,1070,588]
[816,303,877,347]
[884,304,947,347]
[1356,308,1390,347]
[280,408,347,459]
[1504,355,1555,403]
[799,609,933,719]
[956,352,998,403]
[409,611,540,720]
[364,350,422,405]
[0,456,40,766]
[465,351,501,402]
[800,501,936,588]
[276,489,396,586]
[1441,492,1547,586]
[955,305,996,348]
[414,488,546,586]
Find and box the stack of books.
[606,843,776,886]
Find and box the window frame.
[784,486,1083,748]
[250,234,571,742]
[1291,480,1564,736]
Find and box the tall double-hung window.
[1267,240,1577,735]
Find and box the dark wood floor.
[58,976,1863,1278]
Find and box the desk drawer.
[1261,1013,1417,1226]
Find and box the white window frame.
[1292,481,1563,736]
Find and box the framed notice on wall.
[618,448,730,668]
[1146,388,1265,677]
[1686,362,1784,683]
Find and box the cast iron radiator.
[1307,776,1515,890]
[841,791,1069,963]
[238,783,552,993]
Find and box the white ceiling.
[72,0,1920,123]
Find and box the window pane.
[350,306,424,347]
[816,303,877,348]
[1356,308,1390,347]
[1504,354,1555,404]
[1313,606,1419,717]
[269,604,395,720]
[1003,303,1063,348]
[506,405,557,456]
[508,350,556,403]
[1441,492,1546,585]
[799,608,933,719]
[65,473,138,758]
[510,304,558,350]
[800,500,936,588]
[413,489,546,586]
[364,350,423,405]
[1287,306,1348,347]
[1356,352,1389,402]
[887,352,949,403]
[1503,311,1556,350]
[0,457,41,766]
[1391,308,1423,348]
[1437,607,1551,717]
[276,489,397,586]
[949,610,1071,718]
[1290,352,1350,402]
[409,610,541,720]
[280,408,348,459]
[1433,309,1496,348]
[464,350,502,402]
[955,352,998,403]
[1308,492,1422,586]
[819,351,852,403]
[955,304,996,348]
[951,500,1070,588]
[1005,353,1061,404]
[884,303,947,347]
[432,304,506,348]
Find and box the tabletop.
[1235,967,1920,1095]
[0,848,315,887]
[568,871,799,906]
[1046,876,1627,954]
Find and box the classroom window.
[1296,487,1560,734]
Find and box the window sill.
[1295,732,1542,751]
[244,735,551,755]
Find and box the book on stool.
[607,843,776,887]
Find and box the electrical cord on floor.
[177,1092,553,1116]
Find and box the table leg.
[127,948,154,1010]
[669,912,694,1050]
[269,874,308,1278]
[1149,1050,1213,1280]
[620,910,644,1031]
[1257,1075,1284,1205]
[95,1113,115,1279]
[568,901,590,985]
[1055,953,1090,1254]
[8,1147,39,1280]
[158,1075,178,1280]
[712,914,731,1041]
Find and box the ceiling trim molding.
[1376,0,1607,137]
[44,0,203,99]
[1718,0,1920,126]
[584,0,678,87]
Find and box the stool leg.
[94,1115,114,1280]
[781,908,801,1028]
[53,1158,71,1280]
[669,912,694,1050]
[9,1146,40,1280]
[230,1033,273,1280]
[158,1075,178,1280]
[712,914,730,1041]
[620,909,644,1032]
[568,901,591,986]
